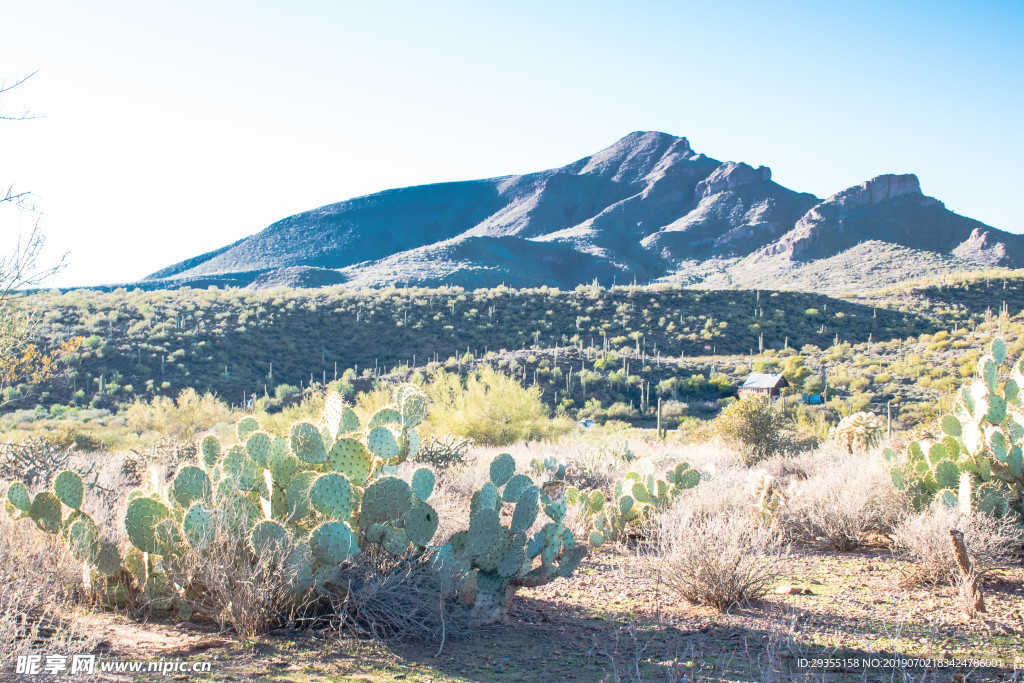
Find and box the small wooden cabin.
[737,373,789,400]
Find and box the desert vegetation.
[2,272,1023,681]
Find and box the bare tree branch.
[0,71,40,120]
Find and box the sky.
[1,0,1022,287]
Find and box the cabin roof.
[740,373,788,389]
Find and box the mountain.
[145,132,1022,292]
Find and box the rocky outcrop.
[854,174,923,204]
[694,163,772,201]
[953,228,1009,265]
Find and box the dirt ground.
[23,547,1022,683]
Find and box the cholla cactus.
[883,338,1022,520]
[832,412,885,455]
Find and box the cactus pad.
[267,439,304,488]
[6,480,31,512]
[341,407,360,433]
[466,507,502,557]
[53,470,84,510]
[497,532,527,577]
[411,467,435,501]
[541,492,566,523]
[183,502,216,547]
[510,485,539,533]
[285,471,317,523]
[67,518,100,563]
[365,522,386,544]
[310,521,359,565]
[489,453,516,487]
[309,473,355,520]
[29,491,63,534]
[396,384,428,427]
[94,540,121,576]
[403,502,438,547]
[325,438,372,486]
[200,435,222,469]
[250,520,289,554]
[368,407,401,430]
[474,527,510,573]
[236,416,259,442]
[245,431,273,467]
[361,476,413,525]
[290,421,328,464]
[617,493,636,515]
[382,525,411,555]
[478,482,501,512]
[366,426,400,462]
[125,497,173,554]
[222,444,261,491]
[502,474,533,503]
[402,427,420,460]
[171,465,211,508]
[320,392,347,441]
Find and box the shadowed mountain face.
[146,132,1023,292]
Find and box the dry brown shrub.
[329,545,464,645]
[0,516,95,661]
[776,451,909,550]
[656,501,786,611]
[893,505,1023,586]
[161,505,303,638]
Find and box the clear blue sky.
[1,0,1021,287]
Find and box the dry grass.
[776,449,910,550]
[0,516,95,663]
[893,504,1024,586]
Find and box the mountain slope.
[144,132,1023,292]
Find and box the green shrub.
[123,388,231,443]
[711,397,787,466]
[424,366,570,446]
[274,384,300,400]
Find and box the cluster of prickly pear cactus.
[529,456,566,480]
[5,469,129,605]
[6,384,592,629]
[443,452,584,627]
[569,462,705,547]
[117,384,440,611]
[884,338,1023,520]
[832,411,885,455]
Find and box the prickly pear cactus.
[884,338,1023,520]
[441,453,585,627]
[4,469,130,602]
[110,383,444,614]
[571,462,707,547]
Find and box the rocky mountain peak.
[854,173,922,204]
[145,133,1017,293]
[695,162,772,201]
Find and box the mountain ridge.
[145,132,1023,292]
